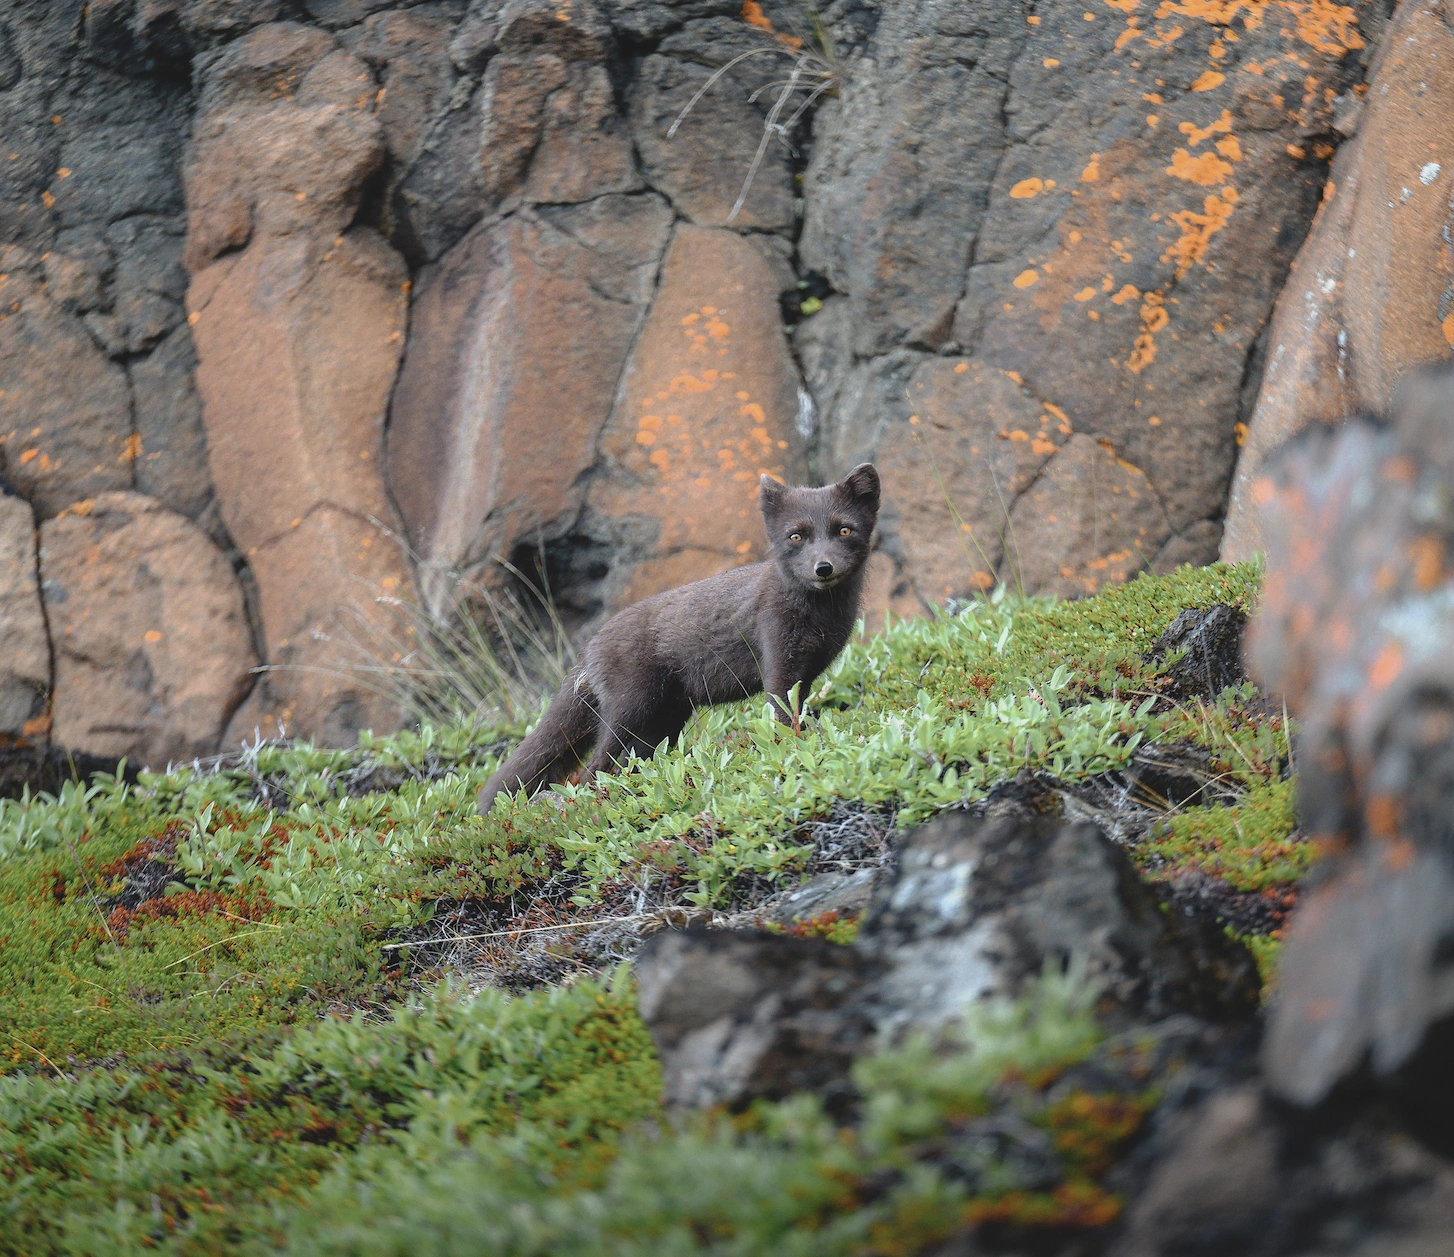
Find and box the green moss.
[1134,778,1307,891]
[0,975,659,1255]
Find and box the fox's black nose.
[814,560,834,579]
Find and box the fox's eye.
[838,526,852,537]
[788,532,802,543]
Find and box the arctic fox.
[477,463,881,814]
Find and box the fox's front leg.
[761,654,807,730]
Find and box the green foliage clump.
[282,967,1134,1257]
[0,801,377,1070]
[0,975,658,1254]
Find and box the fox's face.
[759,464,880,592]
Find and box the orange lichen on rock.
[1284,0,1363,54]
[1167,147,1234,185]
[1179,108,1233,146]
[1154,0,1269,29]
[740,0,803,51]
[1162,187,1239,276]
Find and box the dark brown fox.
[477,464,881,814]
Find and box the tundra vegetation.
[0,562,1301,1254]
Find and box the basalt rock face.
[184,22,414,745]
[0,0,1407,754]
[802,0,1382,618]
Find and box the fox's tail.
[477,671,600,815]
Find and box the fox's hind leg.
[585,693,692,780]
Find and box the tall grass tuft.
[320,527,575,733]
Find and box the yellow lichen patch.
[118,433,142,463]
[1162,186,1239,276]
[1013,269,1040,288]
[740,0,803,50]
[1074,287,1097,301]
[1216,135,1243,160]
[1012,178,1045,198]
[1190,70,1226,91]
[1105,0,1140,11]
[1167,147,1234,185]
[1154,0,1269,28]
[1081,154,1102,182]
[1284,0,1363,54]
[1178,108,1233,146]
[1128,295,1167,375]
[1111,284,1141,305]
[1044,58,1062,67]
[1115,21,1144,49]
[669,373,716,394]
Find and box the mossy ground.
[0,563,1305,1253]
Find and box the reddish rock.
[0,248,134,520]
[40,493,255,767]
[186,24,413,744]
[0,493,48,738]
[1007,435,1171,599]
[483,54,640,206]
[586,223,808,609]
[875,359,1070,607]
[387,194,674,618]
[1224,1,1454,561]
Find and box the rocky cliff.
[1,0,1444,770]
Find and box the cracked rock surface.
[0,0,1416,756]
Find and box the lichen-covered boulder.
[39,492,256,768]
[1248,363,1454,1114]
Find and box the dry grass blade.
[267,517,575,733]
[666,33,840,224]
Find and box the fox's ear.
[837,463,881,512]
[759,473,786,516]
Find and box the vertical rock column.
[0,493,49,746]
[385,0,810,633]
[184,23,413,745]
[1222,0,1454,561]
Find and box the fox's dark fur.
[477,464,881,814]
